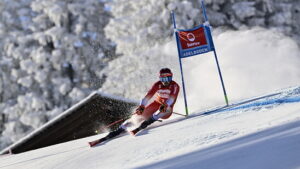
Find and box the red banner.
[178,27,208,50]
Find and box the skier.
[89,68,180,147]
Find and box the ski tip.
[88,142,95,147]
[89,138,107,147]
[88,141,99,147]
[129,131,137,137]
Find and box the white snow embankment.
[0,87,300,169]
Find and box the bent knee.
[153,111,172,120]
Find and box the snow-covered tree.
[0,0,115,149]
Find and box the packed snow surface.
[0,86,300,169]
[1,0,300,151]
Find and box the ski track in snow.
[140,120,300,169]
[0,87,300,169]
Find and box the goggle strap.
[160,73,173,78]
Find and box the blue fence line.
[225,96,300,112]
[198,93,300,116]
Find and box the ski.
[88,138,106,147]
[129,128,142,136]
[88,140,100,147]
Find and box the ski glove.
[159,103,167,113]
[136,105,145,115]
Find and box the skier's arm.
[136,82,158,115]
[158,83,180,114]
[140,82,159,106]
[166,83,180,107]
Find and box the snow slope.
[0,87,300,169]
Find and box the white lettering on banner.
[182,48,209,57]
[187,42,200,47]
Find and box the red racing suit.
[140,80,180,119]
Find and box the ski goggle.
[160,76,172,82]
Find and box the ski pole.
[102,112,137,129]
[105,118,126,129]
[173,112,187,117]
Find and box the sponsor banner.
[178,26,207,49]
[176,25,214,58]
